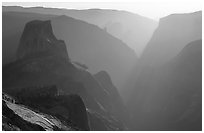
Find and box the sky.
[2,0,202,20]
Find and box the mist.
[2,3,202,131]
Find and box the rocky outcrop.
[17,20,69,60]
[94,71,130,126]
[4,88,90,131]
[3,20,128,131]
[94,71,113,86]
[2,96,72,131]
[87,109,126,131]
[3,11,138,93]
[2,100,45,131]
[56,94,90,130]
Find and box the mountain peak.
[17,20,69,59]
[94,70,114,87]
[20,20,56,44]
[159,11,202,26]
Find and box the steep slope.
[3,20,129,130]
[128,40,202,130]
[3,93,76,131]
[2,11,137,92]
[75,9,157,56]
[94,71,130,126]
[17,20,68,60]
[50,15,137,91]
[7,88,90,131]
[3,6,158,56]
[122,11,202,102]
[141,11,202,67]
[2,12,56,65]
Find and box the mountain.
[94,71,130,126]
[141,11,202,67]
[2,11,137,93]
[3,20,130,130]
[17,20,69,60]
[2,12,56,65]
[3,92,87,131]
[121,11,202,102]
[127,40,202,130]
[3,6,158,56]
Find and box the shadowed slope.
[141,11,202,67]
[3,11,137,92]
[128,40,202,130]
[3,19,129,130]
[3,6,158,56]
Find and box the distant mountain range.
[3,6,158,56]
[128,40,202,130]
[2,9,138,92]
[2,6,202,131]
[125,10,202,130]
[141,11,202,67]
[122,11,202,102]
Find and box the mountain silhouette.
[3,6,158,56]
[2,6,202,131]
[17,20,69,59]
[94,71,130,126]
[127,40,202,130]
[3,19,129,130]
[2,12,56,65]
[140,11,201,67]
[2,11,137,93]
[122,11,202,102]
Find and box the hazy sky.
[3,0,202,20]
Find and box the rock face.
[63,94,90,130]
[94,71,113,86]
[2,11,137,93]
[3,20,128,130]
[17,20,69,60]
[141,11,202,67]
[128,40,202,130]
[2,93,75,131]
[50,15,137,92]
[3,100,45,131]
[94,71,129,125]
[2,11,56,65]
[8,86,90,131]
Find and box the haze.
[3,0,202,20]
[2,2,202,131]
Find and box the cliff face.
[122,11,202,103]
[50,15,137,92]
[128,40,202,130]
[17,20,69,60]
[94,71,130,127]
[2,11,138,93]
[2,11,56,65]
[141,11,202,67]
[2,92,87,131]
[3,20,129,130]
